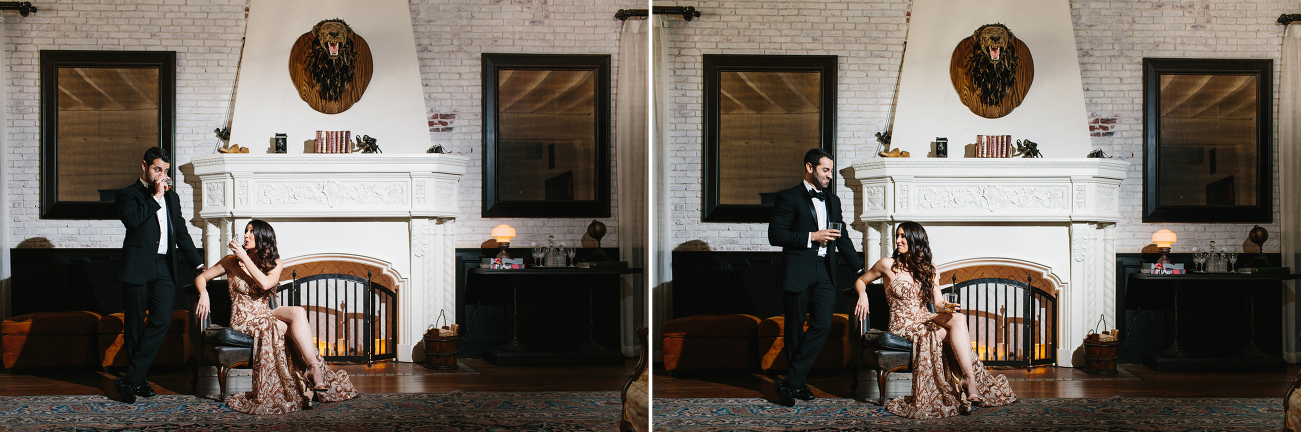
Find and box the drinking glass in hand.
[827,222,843,246]
[943,293,959,313]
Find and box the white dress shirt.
[804,180,828,257]
[141,178,168,254]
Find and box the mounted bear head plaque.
[949,23,1034,119]
[289,19,374,114]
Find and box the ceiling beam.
[735,72,787,113]
[498,70,551,113]
[1159,75,1212,117]
[719,88,756,113]
[56,85,92,110]
[1185,76,1254,119]
[777,73,816,112]
[116,68,157,109]
[73,68,125,110]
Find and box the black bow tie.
[809,189,827,201]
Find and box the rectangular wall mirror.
[1142,58,1272,222]
[41,50,176,219]
[481,53,611,217]
[703,55,837,222]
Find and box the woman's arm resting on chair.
[854,258,892,322]
[194,256,231,322]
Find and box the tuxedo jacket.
[115,181,202,285]
[767,184,863,293]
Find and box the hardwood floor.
[0,359,637,397]
[6,360,1292,400]
[652,363,1301,399]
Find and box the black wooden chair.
[186,280,274,400]
[845,284,931,406]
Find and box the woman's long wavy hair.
[246,219,279,274]
[891,222,937,300]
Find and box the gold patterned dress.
[225,266,359,414]
[884,269,1016,418]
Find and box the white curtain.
[650,15,672,361]
[616,17,649,357]
[0,16,10,321]
[1280,23,1301,362]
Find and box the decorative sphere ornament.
[586,220,607,242]
[585,220,609,262]
[1249,225,1269,248]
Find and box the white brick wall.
[660,0,909,252]
[4,0,248,249]
[5,0,640,250]
[661,0,1290,254]
[410,0,641,248]
[1073,0,1288,253]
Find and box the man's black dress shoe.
[772,379,796,407]
[135,380,156,398]
[792,383,816,401]
[112,378,137,404]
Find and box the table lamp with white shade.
[1152,229,1177,264]
[491,224,516,260]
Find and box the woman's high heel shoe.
[963,372,985,405]
[306,361,329,391]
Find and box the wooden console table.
[468,267,643,366]
[1127,272,1299,372]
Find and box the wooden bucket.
[423,335,459,370]
[1082,339,1120,375]
[422,310,459,370]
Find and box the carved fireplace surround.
[189,154,468,362]
[852,158,1129,366]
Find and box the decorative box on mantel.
[189,153,468,362]
[851,158,1129,367]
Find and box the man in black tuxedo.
[112,147,203,403]
[767,148,863,406]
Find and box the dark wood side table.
[468,267,643,366]
[1128,272,1299,372]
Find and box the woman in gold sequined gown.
[194,220,358,414]
[853,222,1016,418]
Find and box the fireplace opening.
[275,271,397,363]
[943,275,1057,367]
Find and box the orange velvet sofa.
[661,314,761,372]
[2,311,102,370]
[98,310,191,368]
[758,313,852,372]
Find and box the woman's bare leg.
[933,312,978,396]
[273,306,325,384]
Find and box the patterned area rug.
[0,391,620,431]
[654,397,1282,431]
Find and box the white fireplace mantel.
[188,153,468,362]
[851,158,1128,224]
[851,158,1129,367]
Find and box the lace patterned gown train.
[225,268,359,414]
[883,269,1016,418]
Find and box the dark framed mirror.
[41,50,176,220]
[481,53,611,218]
[703,54,837,222]
[1142,58,1272,223]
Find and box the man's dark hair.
[804,148,833,168]
[142,147,170,165]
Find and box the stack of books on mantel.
[1141,263,1184,274]
[976,135,1013,158]
[315,130,352,154]
[577,261,628,269]
[1237,267,1291,274]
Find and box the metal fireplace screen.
[275,272,396,363]
[943,276,1056,367]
